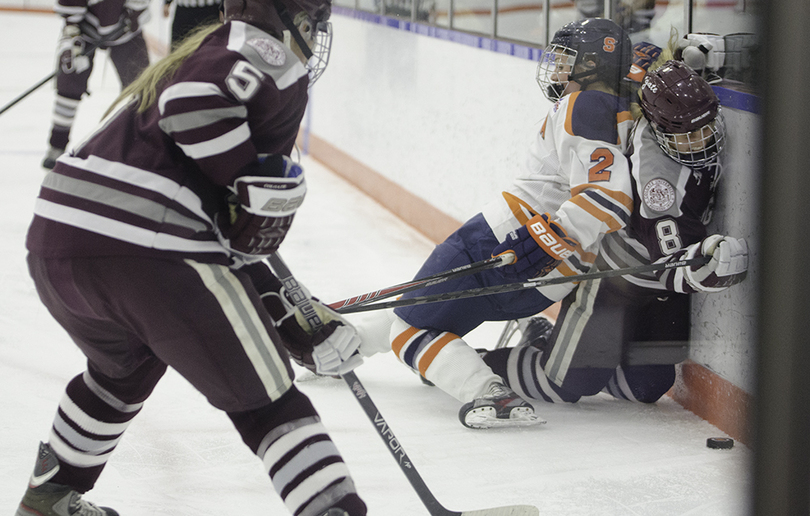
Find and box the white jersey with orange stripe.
[482,89,635,301]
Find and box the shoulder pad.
[564,91,630,144]
[226,21,308,90]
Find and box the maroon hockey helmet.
[537,18,632,101]
[224,0,332,83]
[640,60,725,166]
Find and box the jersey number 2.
[589,148,613,182]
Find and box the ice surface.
[0,11,750,515]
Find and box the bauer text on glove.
[491,213,578,280]
[216,155,306,261]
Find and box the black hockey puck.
[707,437,734,449]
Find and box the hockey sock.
[228,386,367,516]
[47,369,148,493]
[390,318,501,401]
[48,94,80,150]
[603,364,676,403]
[490,345,581,403]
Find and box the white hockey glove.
[57,24,90,75]
[258,273,363,377]
[293,300,364,377]
[216,155,306,263]
[685,234,748,293]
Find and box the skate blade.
[463,406,547,429]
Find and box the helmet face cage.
[536,45,578,101]
[306,20,331,84]
[650,109,725,166]
[285,1,332,84]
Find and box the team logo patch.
[247,38,286,66]
[643,178,675,212]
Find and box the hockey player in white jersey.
[481,58,748,404]
[371,18,636,429]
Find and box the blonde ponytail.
[104,22,222,118]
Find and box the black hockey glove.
[216,155,306,263]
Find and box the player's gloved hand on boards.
[216,155,306,264]
[491,213,578,281]
[685,234,748,292]
[58,24,90,74]
[253,267,364,376]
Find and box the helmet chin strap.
[273,0,314,60]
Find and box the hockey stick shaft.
[267,254,538,516]
[336,255,711,314]
[327,254,512,311]
[267,253,455,515]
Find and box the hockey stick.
[327,254,513,311]
[335,255,711,314]
[266,253,540,516]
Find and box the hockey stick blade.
[327,254,512,311]
[343,371,539,516]
[459,507,539,516]
[337,255,711,314]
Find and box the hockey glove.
[492,213,578,281]
[258,272,363,376]
[58,24,90,75]
[216,155,306,263]
[684,234,748,292]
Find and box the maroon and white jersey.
[599,117,721,293]
[27,21,310,264]
[55,0,150,46]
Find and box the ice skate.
[42,146,64,170]
[16,442,119,516]
[459,382,546,429]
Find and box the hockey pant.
[483,275,687,403]
[26,254,366,516]
[390,213,555,401]
[48,34,149,151]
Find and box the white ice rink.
[0,11,751,516]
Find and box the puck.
[707,437,734,449]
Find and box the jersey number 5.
[589,148,614,182]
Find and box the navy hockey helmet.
[224,0,332,83]
[537,18,632,101]
[640,60,725,166]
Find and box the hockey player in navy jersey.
[481,59,748,405]
[42,0,152,169]
[17,0,366,515]
[367,19,637,429]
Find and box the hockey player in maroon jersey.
[481,59,748,405]
[42,0,152,169]
[368,19,637,429]
[17,0,367,515]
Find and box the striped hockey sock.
[47,371,143,492]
